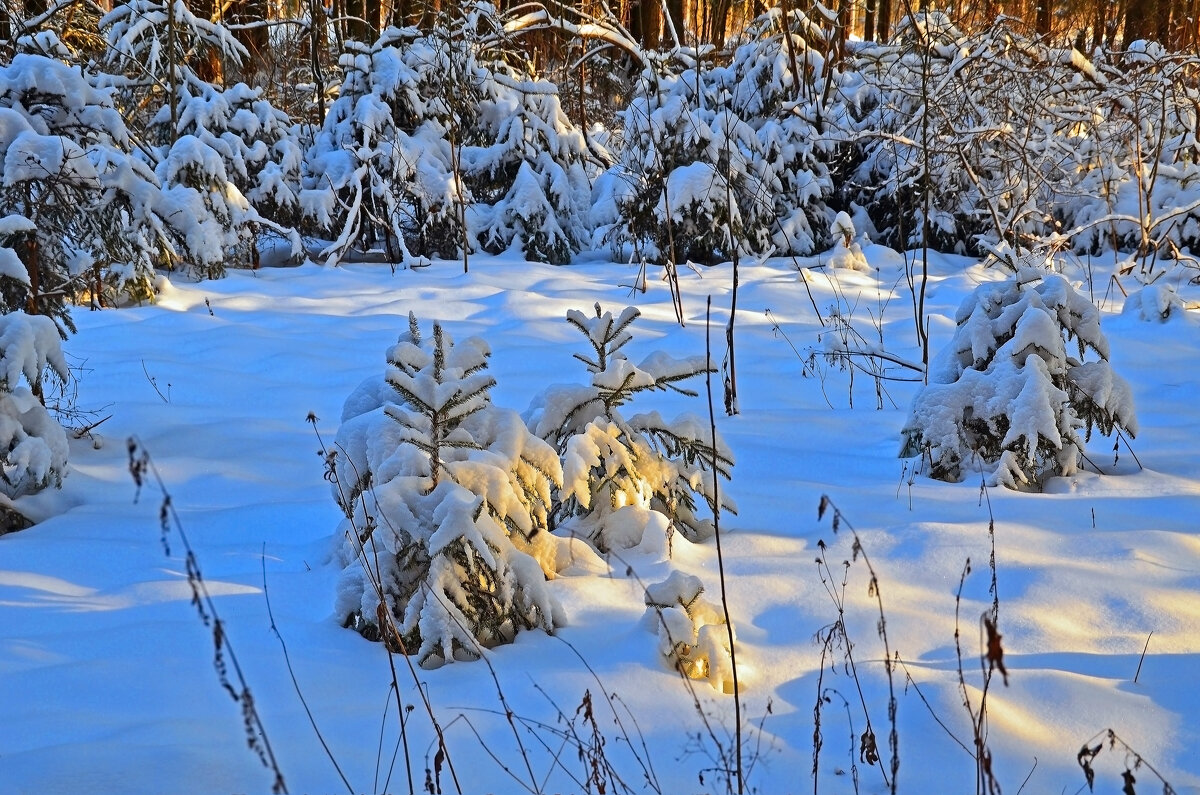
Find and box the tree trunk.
[632,0,661,49]
[1091,0,1107,50]
[1123,0,1155,44]
[875,0,890,43]
[344,0,371,42]
[834,0,849,61]
[1153,0,1172,45]
[1036,0,1051,36]
[190,0,224,85]
[664,0,684,45]
[230,0,270,77]
[708,0,730,45]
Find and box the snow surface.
[1,248,1199,795]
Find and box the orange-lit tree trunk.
[875,0,890,42]
[632,0,661,49]
[863,0,876,42]
[664,0,684,45]
[708,0,730,44]
[1036,0,1051,36]
[229,0,269,75]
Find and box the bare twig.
[261,548,355,793]
[127,437,287,794]
[706,296,743,792]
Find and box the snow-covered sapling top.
[824,210,869,271]
[901,268,1137,488]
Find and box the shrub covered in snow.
[330,314,564,666]
[149,84,303,278]
[101,0,305,279]
[0,55,171,321]
[301,4,595,267]
[100,0,247,120]
[0,311,69,498]
[901,268,1138,488]
[824,210,869,270]
[842,18,1200,265]
[525,304,734,549]
[596,15,835,264]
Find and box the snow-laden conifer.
[526,304,734,548]
[101,0,303,279]
[331,314,564,666]
[0,55,169,320]
[0,311,69,498]
[595,11,833,264]
[301,4,596,266]
[901,267,1137,488]
[149,82,303,262]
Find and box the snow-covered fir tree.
[148,81,304,266]
[102,0,301,278]
[593,10,838,266]
[299,31,454,267]
[525,304,734,550]
[100,0,246,119]
[0,310,69,498]
[331,314,565,666]
[301,3,596,267]
[594,54,767,266]
[901,267,1138,489]
[0,54,169,322]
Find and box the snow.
[0,249,1199,795]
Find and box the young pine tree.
[525,304,735,550]
[901,267,1138,488]
[332,314,564,666]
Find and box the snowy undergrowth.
[0,250,1197,794]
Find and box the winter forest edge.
[1,1,1200,794]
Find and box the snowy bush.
[526,304,734,549]
[644,570,735,693]
[1062,45,1200,268]
[301,5,595,266]
[1122,283,1184,322]
[900,268,1138,488]
[842,21,1200,263]
[596,12,834,265]
[149,82,303,262]
[299,32,455,267]
[101,0,246,121]
[0,311,69,498]
[0,55,171,320]
[847,16,1068,256]
[100,0,306,279]
[330,314,565,666]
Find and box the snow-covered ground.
[2,247,1198,795]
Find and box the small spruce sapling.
[901,268,1138,488]
[331,313,565,666]
[525,304,735,550]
